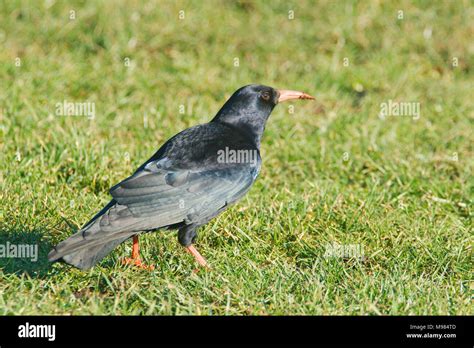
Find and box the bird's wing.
[107,157,258,231]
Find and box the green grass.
[0,0,472,315]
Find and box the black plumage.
[48,84,314,270]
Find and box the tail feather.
[48,200,138,270]
[61,235,131,270]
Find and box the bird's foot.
[121,257,155,271]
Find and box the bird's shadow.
[0,227,54,278]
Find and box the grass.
[0,0,472,315]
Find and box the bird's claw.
[121,257,155,270]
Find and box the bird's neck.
[213,114,266,149]
[212,102,274,148]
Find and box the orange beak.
[277,89,315,103]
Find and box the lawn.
[0,0,472,315]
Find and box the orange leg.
[186,244,209,270]
[121,235,155,270]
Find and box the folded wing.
[108,157,258,230]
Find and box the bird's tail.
[48,200,136,270]
[56,235,130,270]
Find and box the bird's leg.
[178,226,209,270]
[185,244,209,268]
[121,235,155,270]
[131,235,139,259]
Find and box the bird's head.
[212,84,314,146]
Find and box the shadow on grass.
[0,227,54,277]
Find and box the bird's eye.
[260,91,271,101]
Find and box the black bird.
[48,85,314,270]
